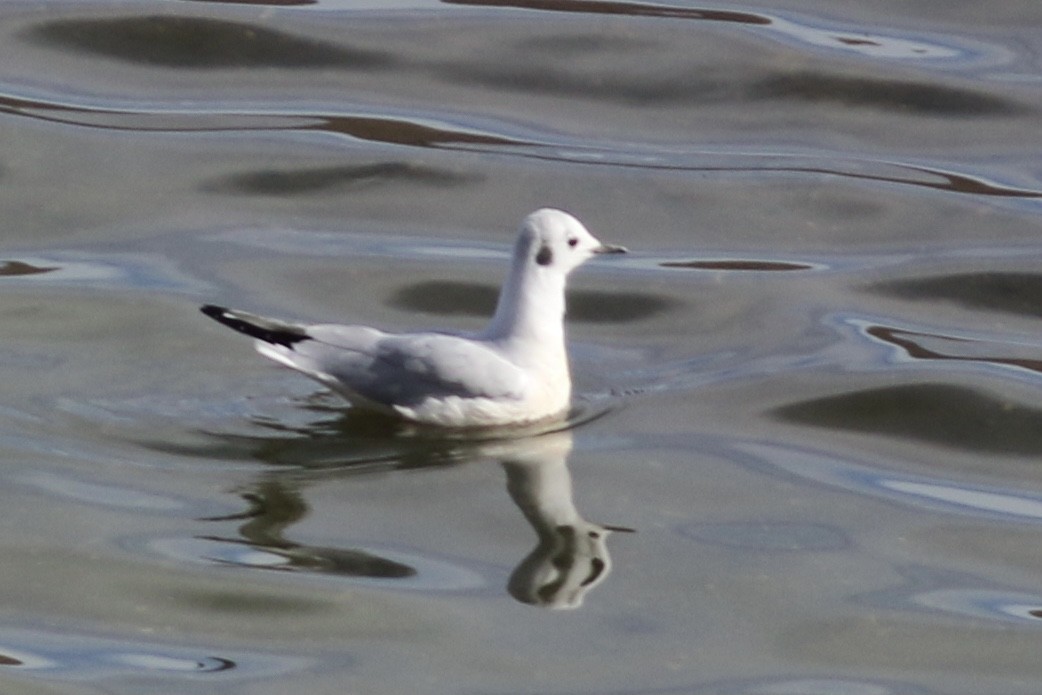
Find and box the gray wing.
[285,326,528,409]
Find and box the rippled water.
[2,0,1042,693]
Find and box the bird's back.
[259,325,568,426]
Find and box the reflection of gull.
[485,431,632,609]
[200,482,415,579]
[198,427,629,609]
[201,209,625,428]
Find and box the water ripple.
[2,88,1037,205]
[677,521,849,552]
[445,0,771,25]
[19,471,186,513]
[858,322,1042,377]
[0,625,309,680]
[695,676,930,695]
[0,252,203,293]
[445,0,1006,66]
[737,440,1042,523]
[855,565,1042,626]
[139,534,493,593]
[0,91,528,146]
[181,0,315,5]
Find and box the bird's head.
[517,208,626,275]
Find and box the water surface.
[2,0,1042,693]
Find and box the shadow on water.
[442,0,1028,115]
[774,383,1042,456]
[869,272,1042,318]
[190,419,629,609]
[437,56,1028,115]
[389,280,679,323]
[23,16,393,69]
[203,162,481,196]
[748,73,1029,116]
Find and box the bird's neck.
[485,264,567,352]
[502,453,579,535]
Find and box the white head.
[515,208,626,275]
[486,208,625,343]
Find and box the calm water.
[2,0,1042,693]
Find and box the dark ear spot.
[536,244,553,266]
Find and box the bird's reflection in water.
[200,413,630,609]
[201,481,416,579]
[484,431,633,609]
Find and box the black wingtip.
[200,304,227,320]
[199,304,309,349]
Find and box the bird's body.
[201,209,624,428]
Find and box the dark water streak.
[204,162,480,195]
[661,260,815,271]
[866,324,1042,376]
[0,261,59,277]
[444,0,771,25]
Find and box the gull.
[201,209,626,428]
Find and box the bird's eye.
[567,238,578,248]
